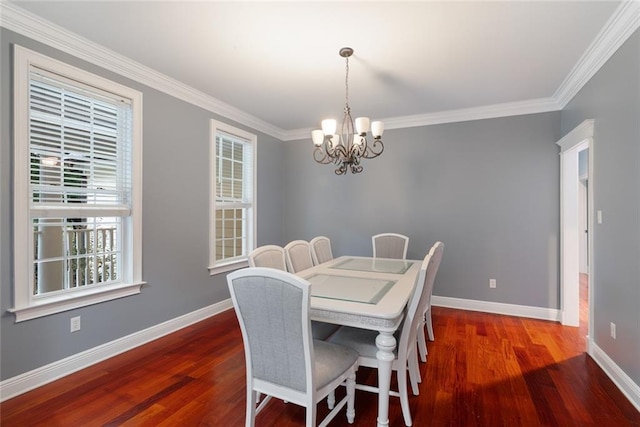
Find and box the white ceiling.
[7,1,624,136]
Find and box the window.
[209,120,256,274]
[12,46,143,322]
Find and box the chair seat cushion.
[313,340,358,389]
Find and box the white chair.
[310,236,333,265]
[227,268,358,427]
[417,241,444,363]
[285,240,340,340]
[284,240,314,273]
[372,233,409,259]
[248,245,286,270]
[327,248,438,427]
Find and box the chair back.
[310,236,333,265]
[423,241,444,310]
[397,241,443,361]
[372,233,409,259]
[284,240,314,273]
[227,267,314,394]
[248,245,286,270]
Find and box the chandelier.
[311,47,384,175]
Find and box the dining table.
[296,255,422,427]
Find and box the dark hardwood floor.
[2,281,639,426]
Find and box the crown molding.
[283,97,562,141]
[0,1,288,140]
[2,0,639,143]
[554,0,640,108]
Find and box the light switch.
[597,210,602,224]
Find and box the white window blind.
[29,68,132,216]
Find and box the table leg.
[375,331,396,427]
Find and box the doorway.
[557,119,593,341]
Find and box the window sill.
[208,259,249,276]
[8,281,145,322]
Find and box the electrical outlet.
[70,316,81,333]
[610,322,616,339]
[489,279,497,289]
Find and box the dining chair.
[372,233,409,259]
[284,240,314,273]
[417,241,444,363]
[248,245,286,270]
[310,236,333,265]
[327,248,437,427]
[284,240,340,340]
[227,267,358,427]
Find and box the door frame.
[556,119,594,331]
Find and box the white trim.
[3,2,639,142]
[431,295,561,322]
[0,299,234,402]
[589,341,640,413]
[284,98,562,141]
[554,1,640,108]
[8,282,144,322]
[208,258,249,276]
[556,119,595,152]
[209,120,257,271]
[557,120,594,328]
[12,45,144,321]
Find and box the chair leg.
[327,390,335,410]
[346,368,356,424]
[397,367,413,426]
[408,344,421,395]
[246,388,257,427]
[306,403,317,427]
[426,308,435,341]
[417,323,428,363]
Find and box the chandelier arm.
[361,138,384,159]
[313,146,332,164]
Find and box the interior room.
[1,1,639,425]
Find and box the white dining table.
[297,256,421,427]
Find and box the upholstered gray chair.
[284,240,340,340]
[310,236,333,265]
[372,233,409,259]
[328,248,438,427]
[417,241,444,363]
[284,240,314,273]
[227,267,358,427]
[248,245,286,270]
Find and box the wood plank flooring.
[2,282,639,426]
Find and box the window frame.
[11,45,144,322]
[208,120,257,275]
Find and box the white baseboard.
[0,299,233,402]
[432,295,562,322]
[589,340,640,412]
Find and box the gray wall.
[0,29,283,379]
[561,29,640,385]
[284,112,561,308]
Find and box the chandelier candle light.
[311,47,384,175]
